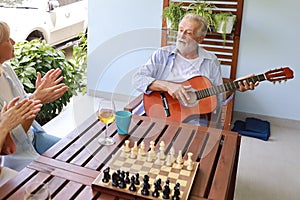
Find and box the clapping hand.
[32,68,68,104]
[0,97,42,132]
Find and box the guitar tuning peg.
[279,80,281,84]
[273,81,276,85]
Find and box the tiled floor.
[43,94,300,200]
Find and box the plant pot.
[216,15,236,34]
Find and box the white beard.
[176,37,198,55]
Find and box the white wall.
[234,0,299,121]
[87,0,163,102]
[88,0,300,121]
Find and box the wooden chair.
[125,0,244,131]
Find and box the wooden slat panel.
[208,132,238,200]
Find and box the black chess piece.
[129,175,137,192]
[125,171,130,184]
[111,172,119,187]
[156,178,162,190]
[162,179,170,199]
[141,183,150,196]
[134,173,140,185]
[152,181,160,197]
[172,182,180,200]
[118,172,126,189]
[102,167,110,183]
[143,175,150,189]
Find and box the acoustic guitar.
[143,67,294,122]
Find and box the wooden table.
[0,114,240,200]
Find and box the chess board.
[92,148,199,200]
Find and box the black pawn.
[129,175,137,192]
[162,179,170,199]
[156,178,162,190]
[125,171,130,184]
[152,181,160,197]
[143,175,150,189]
[141,183,150,196]
[135,173,140,185]
[172,183,180,200]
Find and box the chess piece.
[175,150,183,169]
[129,175,137,191]
[124,140,131,153]
[156,178,162,190]
[172,183,180,200]
[134,173,140,185]
[154,152,162,165]
[170,147,176,163]
[165,154,172,167]
[130,147,136,158]
[120,145,127,157]
[118,172,126,189]
[140,141,146,155]
[133,141,138,155]
[176,150,183,164]
[149,141,156,160]
[162,179,170,199]
[186,152,194,171]
[102,167,110,183]
[125,171,130,184]
[152,181,160,197]
[147,151,153,162]
[159,141,166,159]
[111,172,119,187]
[141,175,150,196]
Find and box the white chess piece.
[124,140,131,153]
[139,141,146,156]
[159,141,166,160]
[170,147,176,163]
[149,141,156,160]
[177,150,183,164]
[130,147,136,159]
[147,151,152,162]
[186,152,194,171]
[154,152,162,165]
[165,154,172,167]
[133,141,138,155]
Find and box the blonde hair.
[180,13,208,37]
[0,21,10,43]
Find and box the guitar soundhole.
[179,89,199,107]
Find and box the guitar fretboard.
[195,74,266,99]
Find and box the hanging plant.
[162,2,186,30]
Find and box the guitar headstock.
[265,67,294,83]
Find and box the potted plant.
[162,2,186,30]
[187,0,216,31]
[10,39,86,125]
[213,12,236,42]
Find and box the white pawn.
[149,141,156,160]
[139,141,146,156]
[165,154,172,167]
[120,146,126,157]
[170,147,176,163]
[147,151,153,162]
[159,141,166,160]
[130,147,136,159]
[154,152,162,165]
[133,141,138,155]
[176,150,183,164]
[124,140,131,153]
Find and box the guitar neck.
[195,74,266,99]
